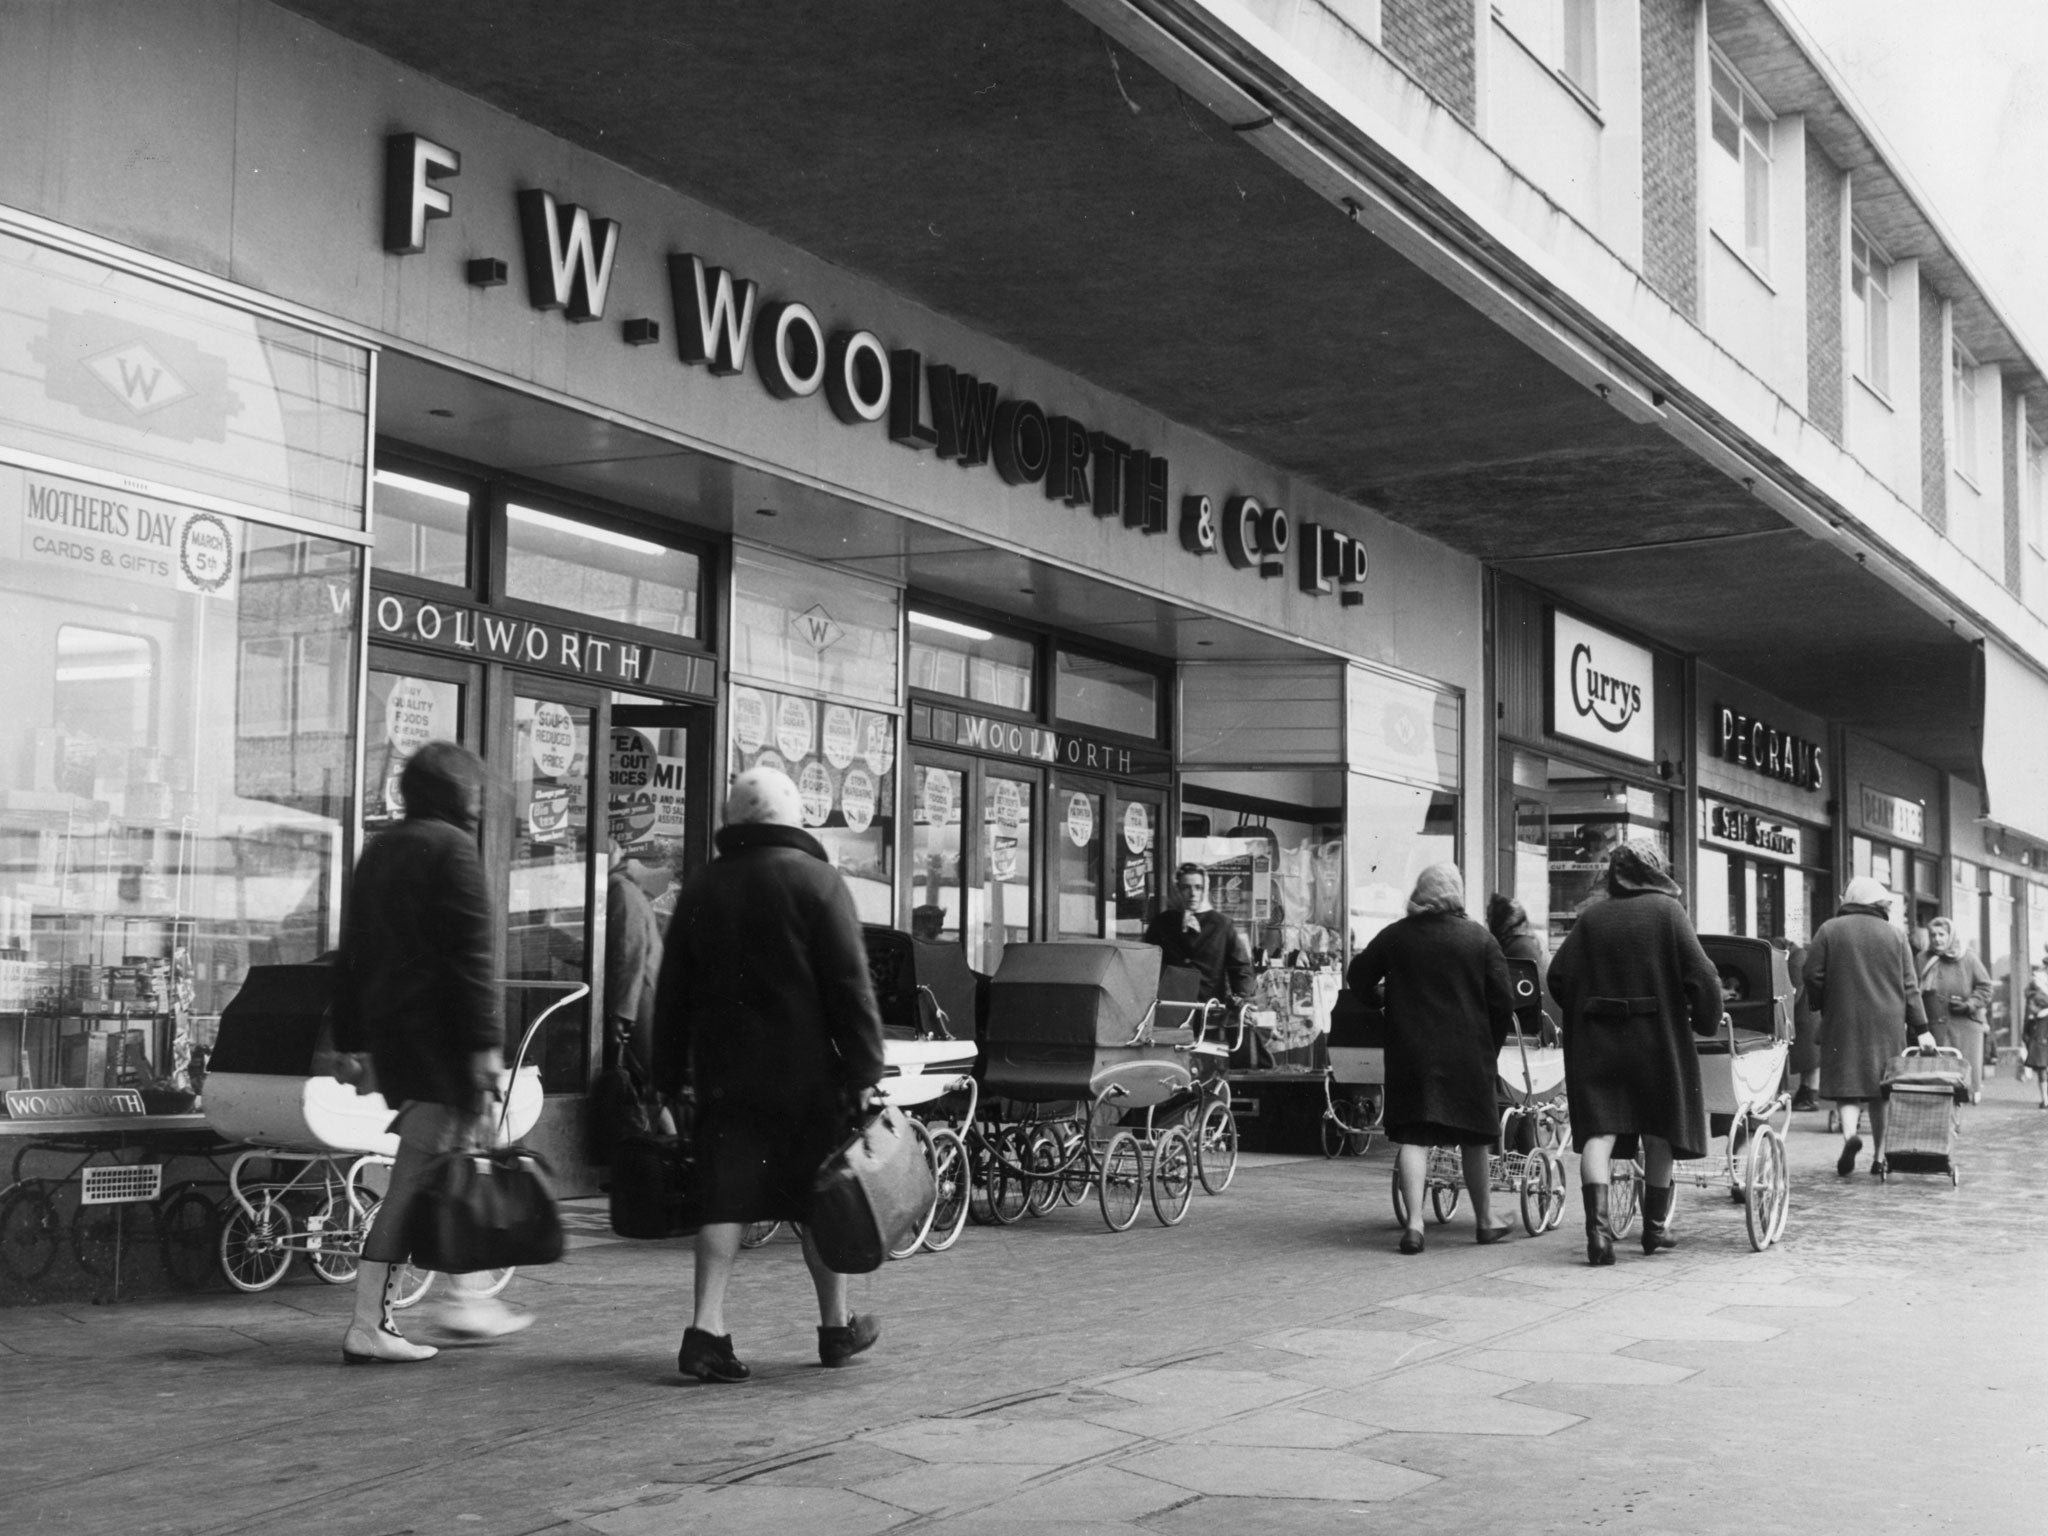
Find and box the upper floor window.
[907,610,1036,714]
[503,500,702,637]
[1495,0,1598,99]
[1952,342,1982,486]
[1850,227,1892,397]
[2028,431,2047,549]
[1708,51,1773,271]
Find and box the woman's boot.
[1581,1184,1614,1266]
[1640,1182,1676,1254]
[342,1260,439,1365]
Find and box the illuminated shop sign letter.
[516,190,621,320]
[928,364,1001,465]
[1046,417,1092,507]
[384,134,460,254]
[754,301,827,399]
[887,350,938,447]
[670,254,759,374]
[992,399,1050,485]
[826,331,892,424]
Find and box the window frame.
[1849,224,1892,400]
[1952,339,1982,489]
[1707,48,1774,274]
[1492,0,1600,107]
[2026,428,2047,556]
[1051,642,1167,747]
[904,603,1043,723]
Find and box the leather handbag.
[807,1104,935,1274]
[609,1129,701,1239]
[406,1142,565,1272]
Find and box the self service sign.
[1549,610,1656,763]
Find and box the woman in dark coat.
[1487,893,1552,1037]
[1803,876,1928,1176]
[1348,865,1517,1253]
[1547,840,1722,1266]
[651,767,887,1382]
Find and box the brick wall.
[2004,393,2023,593]
[1919,274,1947,532]
[1382,0,1475,124]
[1639,0,1698,318]
[1804,142,1844,442]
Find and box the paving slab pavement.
[5,1076,2045,1535]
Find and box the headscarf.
[397,740,484,832]
[1406,863,1466,917]
[1486,893,1530,942]
[724,766,804,828]
[1605,838,1680,898]
[1927,915,1961,959]
[1839,875,1892,912]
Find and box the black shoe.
[1397,1227,1425,1255]
[818,1313,880,1368]
[1581,1185,1614,1267]
[1640,1183,1676,1254]
[1836,1136,1863,1177]
[677,1327,750,1383]
[1790,1090,1819,1112]
[1870,1159,1888,1180]
[1475,1221,1514,1246]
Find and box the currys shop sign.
[1548,609,1657,763]
[380,133,1370,607]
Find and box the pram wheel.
[219,1191,294,1293]
[1150,1128,1195,1226]
[0,1181,63,1283]
[1430,1181,1462,1225]
[1743,1124,1788,1251]
[305,1192,361,1284]
[1607,1163,1641,1239]
[1022,1128,1062,1218]
[740,1219,782,1248]
[1196,1100,1239,1193]
[1098,1131,1144,1232]
[923,1128,971,1252]
[1518,1151,1566,1235]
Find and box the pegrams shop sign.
[1548,609,1657,763]
[381,133,1370,605]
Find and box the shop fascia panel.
[1084,0,2048,678]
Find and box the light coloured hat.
[1406,862,1466,916]
[1840,875,1892,909]
[724,765,804,828]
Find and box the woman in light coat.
[1802,876,1929,1178]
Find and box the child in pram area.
[1348,865,1519,1254]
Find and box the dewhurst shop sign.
[1548,609,1657,763]
[381,133,1370,606]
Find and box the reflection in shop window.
[373,468,471,587]
[3,492,359,1099]
[1054,650,1158,739]
[908,611,1036,714]
[1345,773,1458,951]
[504,502,700,637]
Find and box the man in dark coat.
[1547,840,1723,1266]
[1804,876,1929,1176]
[333,740,527,1363]
[1144,863,1258,1061]
[652,766,886,1383]
[1350,865,1517,1253]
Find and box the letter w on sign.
[516,190,621,320]
[670,255,759,375]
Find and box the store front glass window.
[908,611,1035,713]
[1987,871,2015,1044]
[506,694,595,1090]
[504,502,699,637]
[1180,771,1347,959]
[728,684,896,923]
[982,771,1035,969]
[1,485,360,1095]
[910,764,964,944]
[1055,785,1104,938]
[731,547,898,706]
[363,670,464,833]
[1054,650,1158,739]
[1346,774,1459,952]
[372,469,471,587]
[1511,749,1671,948]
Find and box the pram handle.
[1121,1000,1160,1048]
[916,984,956,1041]
[1194,999,1250,1055]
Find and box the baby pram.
[1321,986,1385,1157]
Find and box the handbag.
[406,1135,565,1272]
[609,1127,700,1239]
[807,1103,935,1275]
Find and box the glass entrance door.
[501,683,600,1093]
[980,767,1036,973]
[1052,776,1165,941]
[364,647,478,835]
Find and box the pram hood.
[987,941,1163,1047]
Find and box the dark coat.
[1347,912,1516,1142]
[1805,905,1926,1099]
[1547,890,1722,1159]
[1488,902,1551,1030]
[604,868,663,1067]
[332,756,501,1112]
[651,823,885,1116]
[1143,907,1253,1002]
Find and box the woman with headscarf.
[1919,914,1993,1101]
[1804,878,1930,1176]
[1486,892,1552,1038]
[1347,865,1518,1254]
[1546,840,1722,1266]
